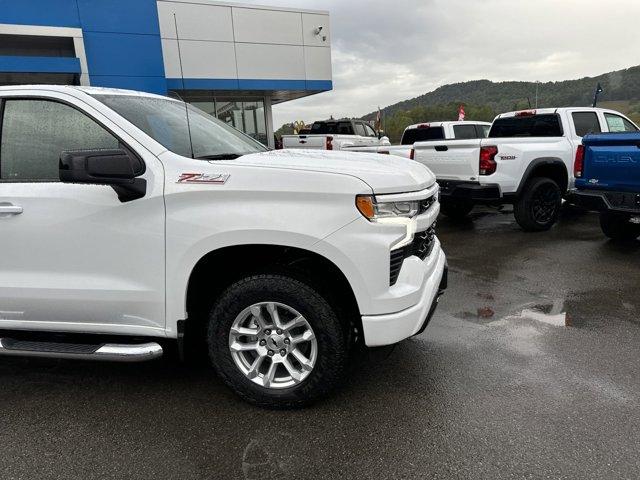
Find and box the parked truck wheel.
[514,177,561,232]
[440,199,474,219]
[207,274,348,408]
[599,212,640,241]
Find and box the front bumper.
[569,189,640,215]
[438,180,502,202]
[361,247,447,346]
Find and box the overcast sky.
[241,0,640,128]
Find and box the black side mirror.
[59,149,146,202]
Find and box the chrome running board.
[0,338,162,362]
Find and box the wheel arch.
[516,157,569,196]
[181,244,362,351]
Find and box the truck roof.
[496,107,625,119]
[0,84,170,100]
[404,120,491,131]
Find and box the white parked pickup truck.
[0,85,446,408]
[281,119,390,151]
[412,108,639,231]
[346,121,491,158]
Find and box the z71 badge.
[177,173,230,184]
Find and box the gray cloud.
[241,0,640,127]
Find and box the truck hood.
[228,149,435,194]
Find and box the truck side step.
[0,338,163,362]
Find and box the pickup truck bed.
[572,132,640,240]
[345,121,490,159]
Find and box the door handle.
[435,145,448,152]
[0,204,23,215]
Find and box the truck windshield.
[489,114,562,138]
[401,126,445,145]
[91,94,268,159]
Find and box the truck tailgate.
[282,135,328,149]
[582,133,640,192]
[412,139,481,181]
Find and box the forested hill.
[360,65,640,142]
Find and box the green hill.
[362,65,640,142]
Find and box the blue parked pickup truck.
[572,132,640,240]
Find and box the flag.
[375,107,382,132]
[458,105,465,121]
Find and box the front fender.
[164,228,366,336]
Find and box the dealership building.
[0,0,333,147]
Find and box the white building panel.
[162,39,237,79]
[304,46,332,81]
[232,8,302,46]
[302,13,331,46]
[236,43,305,80]
[157,1,234,42]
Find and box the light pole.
[535,81,540,108]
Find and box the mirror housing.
[60,149,146,202]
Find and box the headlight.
[356,195,419,221]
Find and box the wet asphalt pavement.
[1,206,640,479]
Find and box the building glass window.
[174,91,268,147]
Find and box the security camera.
[314,26,323,35]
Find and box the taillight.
[574,145,585,178]
[326,136,333,150]
[409,148,415,160]
[479,146,498,175]
[515,110,536,117]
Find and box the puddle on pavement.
[456,296,573,327]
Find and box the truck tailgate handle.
[435,145,448,152]
[0,204,23,215]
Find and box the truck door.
[0,95,165,336]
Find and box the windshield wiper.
[196,153,244,160]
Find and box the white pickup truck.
[281,119,390,151]
[346,120,491,158]
[412,108,639,231]
[0,85,446,408]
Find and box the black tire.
[440,199,474,219]
[514,177,561,231]
[599,212,640,241]
[208,274,348,409]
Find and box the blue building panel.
[0,56,80,74]
[76,0,161,35]
[0,0,80,27]
[83,32,165,77]
[305,80,333,91]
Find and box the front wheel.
[514,177,562,231]
[600,212,640,241]
[208,274,348,408]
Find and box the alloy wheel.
[228,302,318,389]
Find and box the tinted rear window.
[572,112,601,137]
[453,124,478,139]
[489,114,563,138]
[401,126,445,145]
[311,121,353,135]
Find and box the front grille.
[407,226,437,260]
[389,248,405,285]
[389,224,437,285]
[419,195,436,214]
